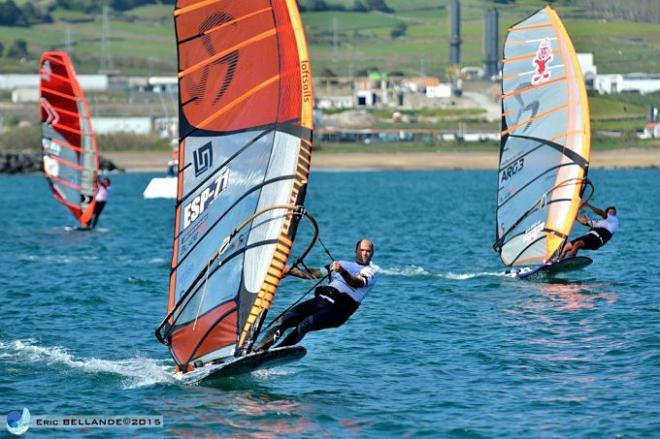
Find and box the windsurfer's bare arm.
[583,202,607,219]
[332,261,366,288]
[576,214,593,227]
[285,266,324,279]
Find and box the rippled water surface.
[1,170,658,437]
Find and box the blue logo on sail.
[193,143,213,177]
[6,408,30,436]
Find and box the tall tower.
[449,0,461,66]
[484,9,499,79]
[100,4,114,73]
[65,25,73,55]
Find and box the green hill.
[0,0,658,76]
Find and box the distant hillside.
[0,0,658,76]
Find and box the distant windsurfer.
[558,202,618,260]
[254,239,379,352]
[90,177,111,229]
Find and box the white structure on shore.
[92,117,152,135]
[1,74,109,103]
[577,53,597,89]
[595,73,660,95]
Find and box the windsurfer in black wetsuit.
[558,202,618,260]
[253,239,379,352]
[90,178,111,229]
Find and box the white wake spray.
[0,339,173,389]
[380,265,508,280]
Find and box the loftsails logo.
[193,143,213,177]
[301,61,312,103]
[182,168,229,229]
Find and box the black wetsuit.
[268,286,359,348]
[571,227,612,250]
[90,201,106,229]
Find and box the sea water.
[0,170,658,437]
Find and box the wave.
[114,255,169,267]
[0,339,173,389]
[61,226,109,233]
[444,271,509,280]
[18,254,100,264]
[381,265,507,280]
[380,265,432,276]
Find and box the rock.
[0,152,124,174]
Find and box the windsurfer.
[90,177,111,229]
[558,202,618,260]
[254,239,379,352]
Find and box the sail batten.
[160,0,314,370]
[40,51,99,227]
[495,6,590,267]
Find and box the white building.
[0,74,109,91]
[356,90,379,107]
[426,84,452,98]
[595,73,660,95]
[577,53,597,89]
[147,76,178,93]
[639,123,660,139]
[620,74,660,95]
[316,95,354,109]
[11,88,39,103]
[92,117,152,135]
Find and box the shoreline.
[102,148,660,172]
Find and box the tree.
[306,0,329,12]
[0,41,4,58]
[352,0,368,12]
[20,2,53,25]
[321,67,337,77]
[390,21,407,39]
[0,0,28,26]
[7,39,28,59]
[366,0,393,13]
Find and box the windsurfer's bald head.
[355,239,374,264]
[356,239,374,252]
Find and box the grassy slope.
[0,1,658,75]
[303,0,660,77]
[1,1,657,152]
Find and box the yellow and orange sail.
[495,6,591,267]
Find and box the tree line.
[0,0,396,27]
[0,39,28,59]
[0,0,176,27]
[299,0,393,13]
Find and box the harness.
[588,227,612,245]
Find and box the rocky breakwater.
[0,152,123,174]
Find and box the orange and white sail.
[40,51,99,227]
[494,6,591,267]
[156,0,314,372]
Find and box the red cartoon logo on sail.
[531,38,553,85]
